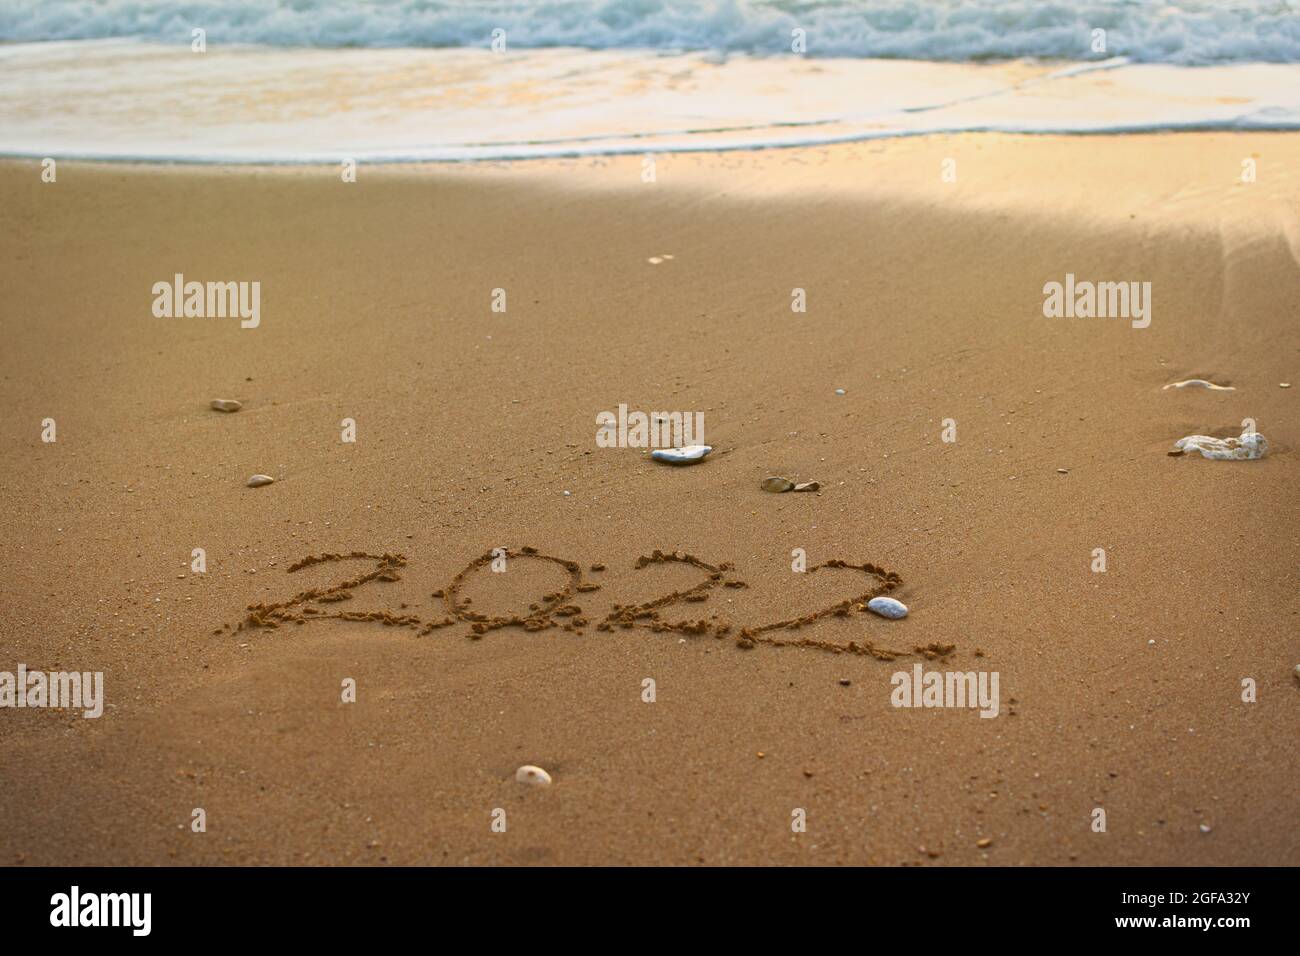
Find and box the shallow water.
[3,40,1299,163]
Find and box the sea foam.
[3,0,1300,65]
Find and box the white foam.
[2,42,1297,164]
[3,0,1300,65]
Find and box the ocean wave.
[2,0,1299,65]
[2,41,1297,164]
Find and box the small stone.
[562,490,571,496]
[515,765,552,786]
[976,837,993,848]
[1056,468,1069,474]
[835,388,846,395]
[1148,639,1156,646]
[761,476,794,493]
[1198,823,1212,834]
[866,596,908,619]
[1281,383,1291,388]
[793,481,820,492]
[210,399,242,412]
[651,445,712,465]
[838,678,851,686]
[246,474,274,487]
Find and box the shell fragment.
[515,765,552,786]
[1163,380,1234,391]
[1173,429,1268,460]
[651,445,712,465]
[762,477,819,492]
[246,474,275,487]
[210,399,243,412]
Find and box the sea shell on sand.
[210,399,242,412]
[246,474,275,487]
[1162,380,1234,391]
[1173,429,1268,460]
[515,765,552,786]
[866,596,908,619]
[651,445,711,465]
[761,476,795,492]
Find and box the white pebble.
[651,444,712,465]
[867,596,908,619]
[515,765,552,786]
[835,388,846,395]
[210,399,242,412]
[246,474,274,487]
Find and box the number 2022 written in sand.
[228,547,956,662]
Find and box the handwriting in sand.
[226,547,955,661]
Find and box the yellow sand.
[0,133,1297,865]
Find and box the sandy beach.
[0,132,1297,866]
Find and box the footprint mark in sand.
[225,547,954,662]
